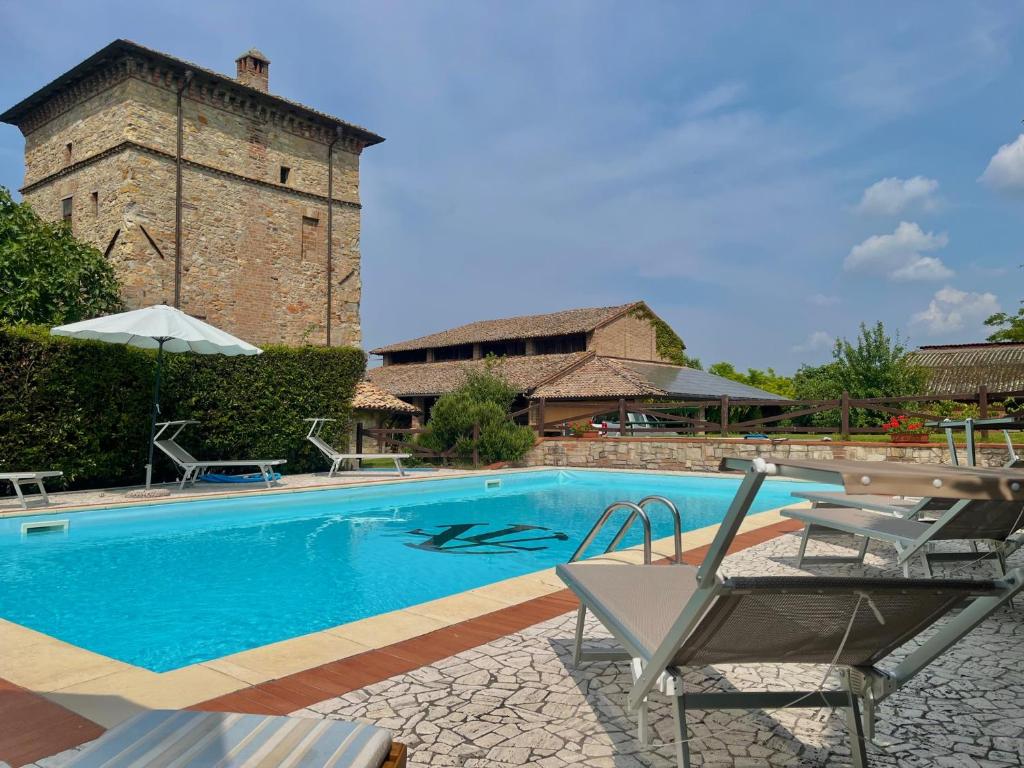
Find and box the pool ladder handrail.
[569,496,683,565]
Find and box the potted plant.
[568,420,601,439]
[883,415,930,443]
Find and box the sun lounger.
[0,470,62,510]
[560,456,1024,768]
[783,498,1023,576]
[305,418,409,477]
[67,710,407,767]
[154,421,286,489]
[792,490,953,517]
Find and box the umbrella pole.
[145,340,166,490]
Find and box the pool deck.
[0,467,476,517]
[12,518,1024,767]
[0,466,810,766]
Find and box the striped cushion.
[69,710,392,768]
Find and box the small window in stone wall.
[64,143,72,165]
[61,197,73,224]
[91,191,99,215]
[279,166,291,184]
[300,215,320,261]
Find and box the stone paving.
[0,468,469,516]
[24,531,1024,767]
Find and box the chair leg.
[796,524,812,566]
[844,684,869,768]
[573,605,587,665]
[10,480,27,510]
[919,553,933,578]
[670,693,692,768]
[856,536,870,562]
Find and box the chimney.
[235,48,270,92]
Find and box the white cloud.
[855,176,939,215]
[911,287,1001,335]
[980,134,1024,193]
[844,221,952,281]
[793,330,835,353]
[808,293,840,307]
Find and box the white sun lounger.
[67,709,407,767]
[305,418,409,477]
[1,470,62,509]
[154,421,286,489]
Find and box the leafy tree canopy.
[793,321,926,400]
[0,186,122,326]
[706,361,795,398]
[984,305,1024,342]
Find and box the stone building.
[368,301,786,426]
[0,40,384,346]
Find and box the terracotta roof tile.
[531,357,663,399]
[351,381,419,413]
[366,352,591,397]
[370,303,638,354]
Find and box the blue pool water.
[0,470,827,671]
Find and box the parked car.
[590,411,676,436]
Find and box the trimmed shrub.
[0,325,154,488]
[162,345,365,475]
[419,364,536,464]
[0,325,365,489]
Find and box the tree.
[419,361,536,463]
[793,322,926,429]
[0,186,122,326]
[707,362,795,398]
[984,306,1024,342]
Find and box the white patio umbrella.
[52,305,261,489]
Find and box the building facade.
[1,40,384,346]
[368,302,786,426]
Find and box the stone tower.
[0,40,384,347]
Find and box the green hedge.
[0,325,365,489]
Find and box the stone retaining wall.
[518,437,1012,471]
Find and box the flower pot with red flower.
[883,415,930,443]
[568,420,600,439]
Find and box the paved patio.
[23,529,1024,767]
[0,468,470,516]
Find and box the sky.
[1,1,1023,373]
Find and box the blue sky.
[1,2,1022,372]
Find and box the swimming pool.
[0,470,826,672]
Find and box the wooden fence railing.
[534,385,1024,438]
[358,423,481,466]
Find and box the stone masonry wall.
[15,62,363,347]
[519,437,1012,471]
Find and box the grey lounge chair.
[154,420,286,489]
[67,710,407,767]
[782,497,1024,577]
[792,490,954,517]
[305,418,409,477]
[0,470,62,510]
[560,456,1024,768]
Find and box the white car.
[590,412,675,435]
